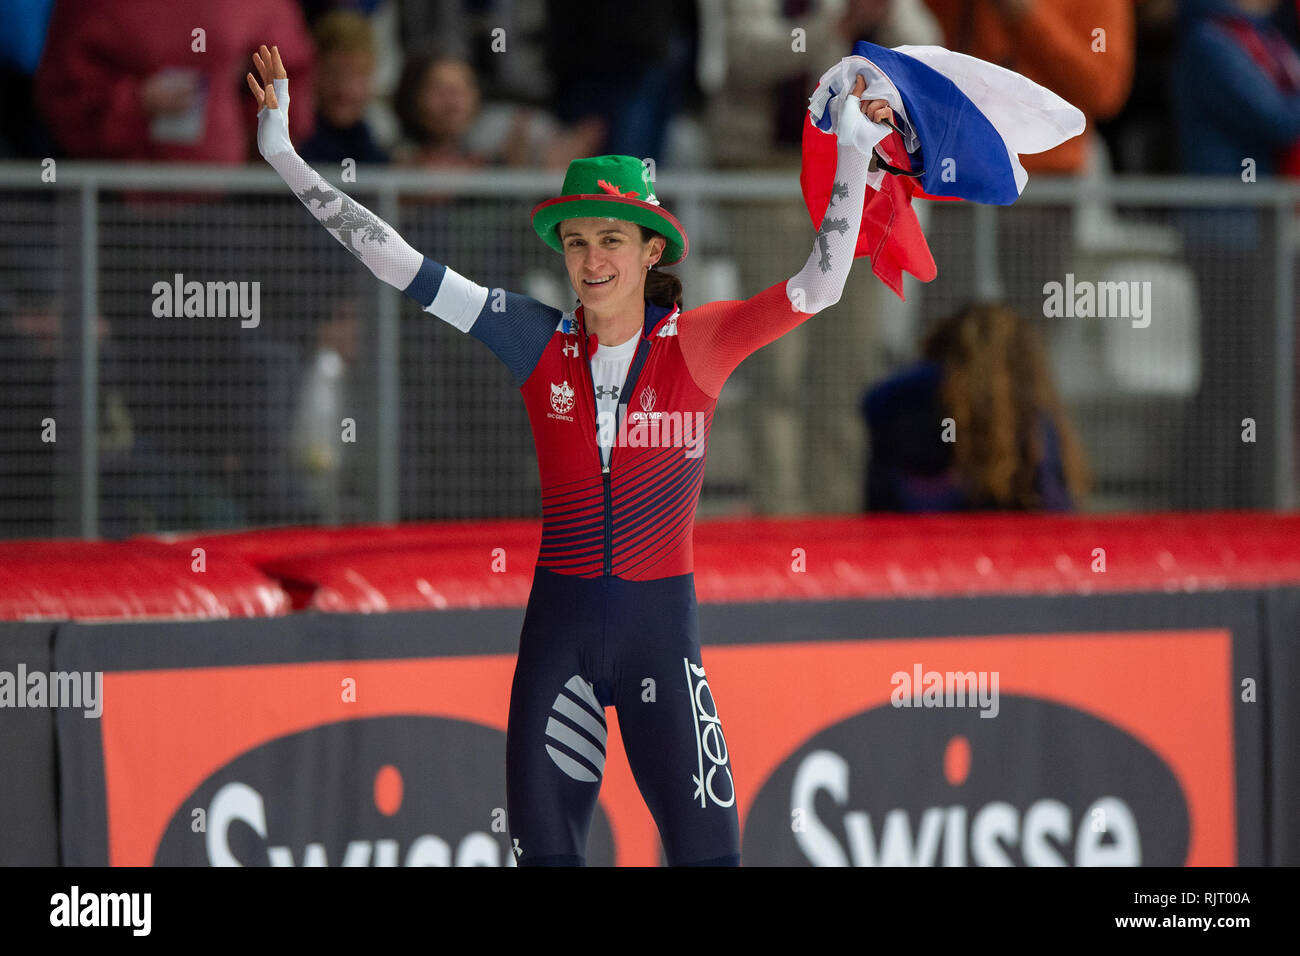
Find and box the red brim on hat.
[531,194,689,265]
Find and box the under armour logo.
[594,385,619,400]
[512,839,523,858]
[563,340,579,357]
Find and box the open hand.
[246,44,287,111]
[248,44,294,159]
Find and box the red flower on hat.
[597,179,639,199]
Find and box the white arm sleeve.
[256,77,422,292]
[785,88,879,314]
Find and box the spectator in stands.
[543,0,696,162]
[33,2,318,531]
[923,0,1135,174]
[299,11,389,165]
[1173,0,1300,178]
[36,0,315,161]
[393,53,603,169]
[862,302,1089,512]
[292,295,363,524]
[1170,0,1294,508]
[392,54,482,169]
[1097,0,1180,173]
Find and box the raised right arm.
[248,46,557,386]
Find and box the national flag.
[801,40,1086,298]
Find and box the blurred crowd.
[8,0,1297,177]
[3,0,1299,535]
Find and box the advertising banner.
[53,590,1268,865]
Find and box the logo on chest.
[547,380,576,422]
[602,386,708,459]
[628,385,664,424]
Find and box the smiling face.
[560,217,665,314]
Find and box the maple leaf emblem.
[597,179,639,199]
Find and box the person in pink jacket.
[37,0,316,161]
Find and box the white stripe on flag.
[893,45,1086,195]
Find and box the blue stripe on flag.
[851,41,1020,205]
[816,85,836,132]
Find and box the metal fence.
[1,161,1296,539]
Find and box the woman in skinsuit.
[248,43,891,866]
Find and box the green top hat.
[531,155,688,265]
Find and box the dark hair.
[637,226,683,309]
[394,53,475,146]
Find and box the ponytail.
[645,267,683,310]
[638,226,684,310]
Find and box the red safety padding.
[127,511,1300,610]
[0,540,290,621]
[144,520,542,568]
[261,537,540,612]
[692,511,1300,601]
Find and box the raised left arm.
[679,77,884,397]
[784,125,875,315]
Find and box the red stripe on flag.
[800,115,938,299]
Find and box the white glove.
[256,77,294,160]
[837,85,879,153]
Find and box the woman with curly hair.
[863,302,1090,512]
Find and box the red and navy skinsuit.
[404,258,814,866]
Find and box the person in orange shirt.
[924,0,1136,172]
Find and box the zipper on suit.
[601,467,613,577]
[581,321,615,576]
[581,305,670,578]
